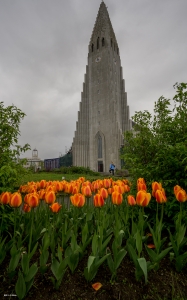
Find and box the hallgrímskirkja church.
[72,1,132,172]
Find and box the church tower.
[72,1,131,172]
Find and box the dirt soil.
[1,253,187,300]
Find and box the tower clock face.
[95,57,101,62]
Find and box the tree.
[0,102,30,190]
[121,82,187,192]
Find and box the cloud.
[0,0,186,159]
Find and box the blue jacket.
[110,164,115,170]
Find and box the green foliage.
[55,166,100,176]
[121,83,187,221]
[0,102,30,191]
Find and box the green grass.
[19,171,104,185]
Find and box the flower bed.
[0,177,187,299]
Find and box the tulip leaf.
[24,263,38,282]
[107,252,114,273]
[15,271,26,300]
[29,242,38,260]
[115,249,127,270]
[137,257,147,284]
[88,256,95,273]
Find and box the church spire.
[89,1,117,48]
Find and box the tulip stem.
[28,209,34,255]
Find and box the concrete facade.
[72,2,131,172]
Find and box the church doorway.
[98,161,103,172]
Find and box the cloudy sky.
[1,0,187,160]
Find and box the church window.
[111,39,113,47]
[102,38,105,46]
[98,111,100,114]
[97,37,100,49]
[92,44,94,52]
[114,43,115,51]
[117,47,119,55]
[98,134,102,158]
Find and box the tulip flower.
[99,188,108,199]
[38,189,46,200]
[45,191,56,205]
[137,182,147,191]
[107,187,114,195]
[113,184,124,194]
[39,180,46,189]
[49,202,62,213]
[28,193,39,208]
[174,185,182,197]
[70,193,85,207]
[175,189,187,203]
[94,194,105,207]
[81,185,92,197]
[127,195,136,206]
[112,191,123,205]
[10,192,22,207]
[103,178,111,189]
[22,203,31,213]
[0,192,11,205]
[152,181,162,197]
[136,190,151,207]
[155,189,167,204]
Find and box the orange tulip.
[70,193,85,207]
[49,202,62,213]
[39,180,46,189]
[113,184,124,194]
[0,192,11,205]
[38,189,46,200]
[103,179,111,189]
[81,185,92,197]
[136,190,151,207]
[137,182,147,191]
[174,185,182,197]
[54,181,63,192]
[72,185,79,195]
[137,178,146,184]
[99,188,108,199]
[94,194,105,207]
[45,191,56,204]
[155,189,167,204]
[10,192,22,207]
[107,187,114,195]
[112,191,123,205]
[127,195,136,206]
[124,184,130,192]
[22,203,31,213]
[175,189,187,203]
[152,181,162,197]
[28,193,39,208]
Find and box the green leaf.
[87,256,95,273]
[15,271,26,300]
[115,249,127,270]
[25,263,38,282]
[137,258,148,284]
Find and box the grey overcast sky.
[0,0,187,160]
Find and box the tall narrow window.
[111,38,113,47]
[102,37,105,46]
[98,134,102,158]
[97,37,100,49]
[92,43,94,52]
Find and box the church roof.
[89,1,118,46]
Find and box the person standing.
[109,162,115,175]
